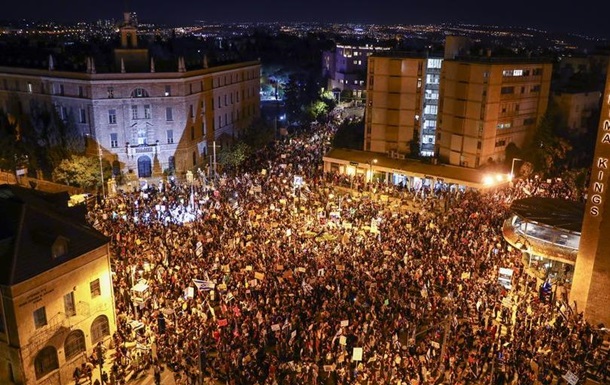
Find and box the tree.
[332,119,364,150]
[525,102,572,177]
[284,75,302,124]
[240,118,275,150]
[217,142,250,173]
[52,155,108,190]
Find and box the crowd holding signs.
[88,121,608,385]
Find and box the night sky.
[4,0,608,39]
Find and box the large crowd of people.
[87,120,607,385]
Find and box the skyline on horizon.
[2,0,608,40]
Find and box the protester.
[88,119,601,385]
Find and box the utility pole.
[210,141,220,181]
[98,140,105,197]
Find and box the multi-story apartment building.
[552,90,601,134]
[0,184,115,385]
[363,53,443,157]
[0,12,260,178]
[437,58,552,167]
[323,44,391,101]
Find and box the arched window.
[91,315,110,343]
[131,88,149,98]
[64,330,86,360]
[34,346,58,379]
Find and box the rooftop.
[509,197,584,233]
[0,184,108,286]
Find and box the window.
[531,85,541,93]
[190,126,195,140]
[34,346,58,379]
[137,129,146,145]
[190,105,194,118]
[107,87,114,98]
[27,82,33,93]
[164,85,171,96]
[91,315,110,343]
[55,84,64,95]
[108,109,117,124]
[167,130,174,144]
[524,117,536,125]
[202,121,206,137]
[532,68,543,76]
[78,86,84,97]
[131,105,138,120]
[34,307,47,329]
[501,86,514,94]
[79,108,87,123]
[110,133,118,148]
[64,292,76,316]
[131,88,149,98]
[193,151,197,166]
[144,105,151,119]
[90,278,101,298]
[496,122,512,129]
[495,139,507,147]
[64,330,86,360]
[166,107,173,121]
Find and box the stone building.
[0,184,115,384]
[0,11,260,179]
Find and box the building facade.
[0,185,115,385]
[0,61,261,179]
[570,62,610,327]
[323,44,390,101]
[0,11,260,179]
[437,59,552,168]
[363,53,443,158]
[552,90,601,134]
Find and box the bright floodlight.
[483,175,494,185]
[495,174,504,182]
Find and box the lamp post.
[368,158,377,183]
[98,140,105,197]
[510,158,522,180]
[210,141,221,182]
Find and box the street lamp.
[369,158,377,183]
[510,158,522,180]
[98,140,105,197]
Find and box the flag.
[193,278,215,291]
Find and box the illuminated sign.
[589,110,610,216]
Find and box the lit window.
[131,88,149,98]
[108,109,117,124]
[110,133,118,148]
[164,85,171,96]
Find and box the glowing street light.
[509,158,523,181]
